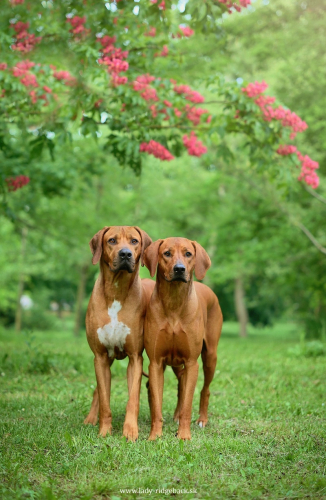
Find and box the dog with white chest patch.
[84,226,154,441]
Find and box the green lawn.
[0,322,325,499]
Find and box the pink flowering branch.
[140,140,174,161]
[6,175,30,191]
[241,80,319,189]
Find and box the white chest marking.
[97,300,130,357]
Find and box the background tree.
[0,0,325,338]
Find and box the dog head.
[89,226,152,273]
[144,237,211,282]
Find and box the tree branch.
[294,221,326,256]
[304,185,326,206]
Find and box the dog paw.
[196,418,208,428]
[84,414,98,426]
[148,428,163,441]
[176,428,191,440]
[173,412,180,423]
[98,423,112,437]
[123,423,138,442]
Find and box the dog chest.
[97,300,131,357]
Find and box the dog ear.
[134,227,152,266]
[89,227,110,265]
[192,241,211,280]
[143,239,163,277]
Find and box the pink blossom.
[296,152,319,188]
[183,132,207,157]
[66,16,89,38]
[174,108,182,118]
[12,21,30,33]
[53,70,76,85]
[297,151,319,188]
[217,0,251,13]
[111,74,128,86]
[140,140,174,161]
[98,35,117,47]
[11,21,41,53]
[158,0,166,9]
[67,16,86,28]
[144,27,156,37]
[161,45,169,56]
[107,58,129,73]
[149,104,158,118]
[277,145,297,156]
[133,74,157,96]
[10,0,25,4]
[173,84,205,103]
[244,81,309,138]
[6,175,30,191]
[29,90,38,103]
[43,85,52,93]
[20,73,38,87]
[155,45,169,57]
[53,70,72,80]
[255,95,275,108]
[141,87,159,102]
[12,34,42,53]
[242,81,268,98]
[163,100,172,107]
[185,105,210,125]
[0,63,8,70]
[135,74,156,85]
[178,26,194,37]
[12,67,26,77]
[16,60,35,71]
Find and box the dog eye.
[108,238,116,244]
[185,252,192,257]
[164,251,171,257]
[131,239,139,245]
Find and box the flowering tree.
[0,0,320,204]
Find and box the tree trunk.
[15,227,28,332]
[74,263,89,337]
[234,276,248,338]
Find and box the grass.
[0,322,325,500]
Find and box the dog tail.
[142,371,149,378]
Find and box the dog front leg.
[123,354,143,441]
[177,361,199,440]
[148,361,164,440]
[84,358,114,426]
[94,352,112,437]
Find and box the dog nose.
[119,248,132,260]
[174,264,186,274]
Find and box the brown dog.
[143,237,223,440]
[84,226,154,441]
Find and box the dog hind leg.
[172,366,185,423]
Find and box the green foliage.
[0,0,325,338]
[0,0,314,196]
[289,339,326,358]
